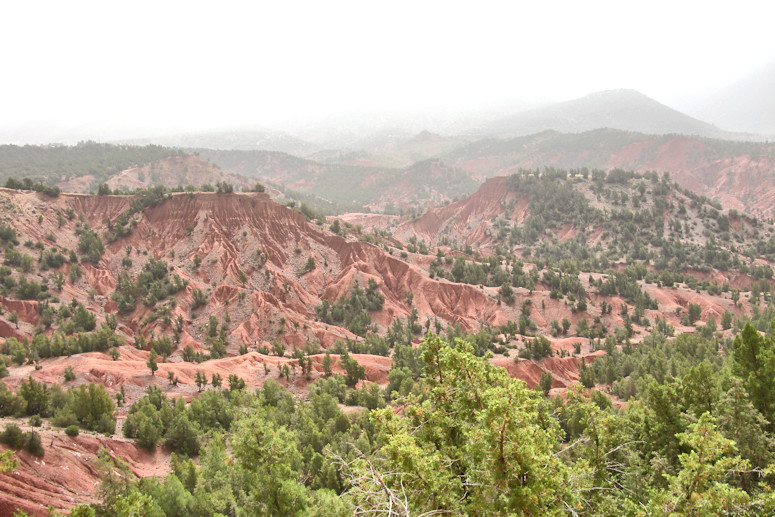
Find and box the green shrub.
[24,431,44,457]
[191,288,208,310]
[0,424,24,448]
[65,425,79,437]
[51,408,78,428]
[78,229,105,264]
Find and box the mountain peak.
[475,88,728,139]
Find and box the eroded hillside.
[1,175,775,513]
[443,130,775,216]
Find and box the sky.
[1,0,774,141]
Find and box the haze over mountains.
[468,89,742,140]
[2,82,766,149]
[5,83,775,221]
[105,87,763,154]
[688,59,775,137]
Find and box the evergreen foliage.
[316,279,384,336]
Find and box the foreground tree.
[341,334,581,515]
[0,450,16,473]
[646,413,774,515]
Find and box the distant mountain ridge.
[118,128,320,157]
[470,89,743,140]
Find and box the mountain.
[442,129,775,217]
[690,59,775,136]
[0,142,184,187]
[346,130,469,168]
[118,128,320,157]
[51,154,253,194]
[199,150,478,211]
[472,89,734,139]
[290,101,540,149]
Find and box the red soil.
[394,176,521,248]
[0,433,168,516]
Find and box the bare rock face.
[0,433,168,516]
[394,176,526,249]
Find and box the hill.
[0,188,510,361]
[398,170,773,275]
[0,180,774,512]
[338,130,469,168]
[472,89,734,139]
[103,155,252,193]
[0,143,183,189]
[118,128,320,157]
[199,150,478,212]
[443,129,775,216]
[53,154,253,194]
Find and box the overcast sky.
[1,0,774,140]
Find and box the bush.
[191,288,208,310]
[71,383,116,432]
[315,279,384,336]
[51,407,79,428]
[0,424,25,448]
[65,425,80,437]
[24,431,44,457]
[163,414,200,456]
[29,414,42,427]
[0,384,25,417]
[78,230,105,264]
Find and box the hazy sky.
[1,0,774,139]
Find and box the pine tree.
[147,351,158,377]
[195,371,206,392]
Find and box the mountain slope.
[397,170,774,285]
[0,143,183,187]
[444,129,775,216]
[0,189,514,354]
[119,128,320,156]
[53,155,253,193]
[1,174,774,511]
[341,130,469,168]
[200,150,479,211]
[473,89,732,139]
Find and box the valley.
[1,155,774,512]
[6,4,775,514]
[3,91,775,514]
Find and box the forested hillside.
[0,167,775,515]
[5,327,775,515]
[0,143,182,186]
